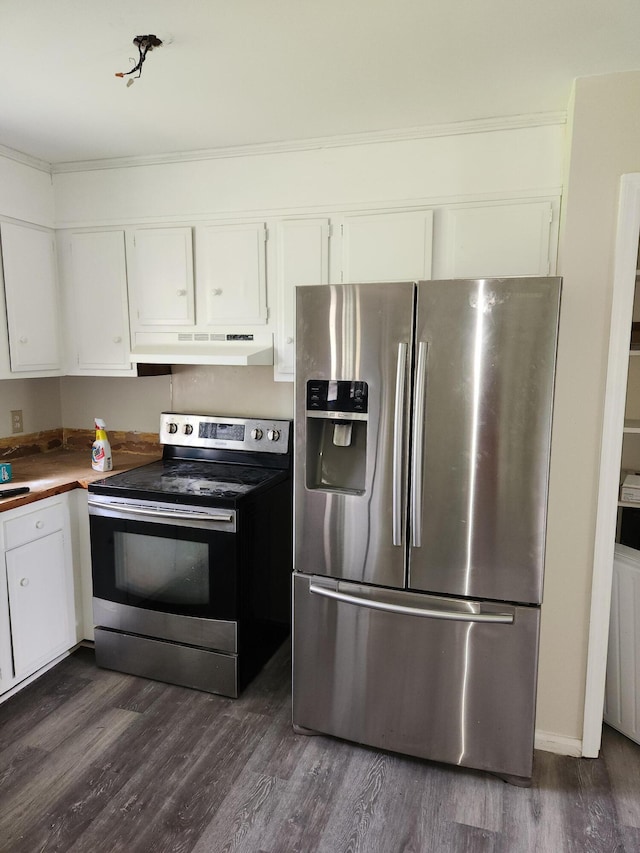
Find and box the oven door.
[88,495,237,647]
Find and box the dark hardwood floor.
[0,642,639,852]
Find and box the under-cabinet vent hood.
[130,332,273,366]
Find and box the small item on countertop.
[92,418,113,473]
[0,462,11,482]
[0,486,30,499]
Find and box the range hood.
[130,332,274,366]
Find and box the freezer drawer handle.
[393,341,408,546]
[410,341,428,547]
[309,583,514,624]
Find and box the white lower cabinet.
[0,494,76,694]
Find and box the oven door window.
[90,516,236,620]
[115,532,209,605]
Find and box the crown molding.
[51,111,567,175]
[0,143,51,174]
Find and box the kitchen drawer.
[4,501,66,550]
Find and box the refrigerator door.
[292,574,540,781]
[409,277,561,604]
[295,282,414,587]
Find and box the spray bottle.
[92,418,113,472]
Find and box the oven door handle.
[87,498,234,524]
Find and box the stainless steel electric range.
[87,412,292,698]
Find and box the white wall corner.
[534,729,583,757]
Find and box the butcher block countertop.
[0,429,162,513]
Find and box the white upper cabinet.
[195,222,267,325]
[340,210,434,283]
[442,201,554,279]
[274,217,330,376]
[0,222,61,374]
[127,227,195,327]
[61,230,134,374]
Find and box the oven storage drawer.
[93,597,237,653]
[94,628,239,698]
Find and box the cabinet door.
[341,210,433,283]
[196,223,267,325]
[67,231,132,371]
[275,218,330,376]
[1,222,61,371]
[6,531,75,681]
[443,201,553,278]
[127,227,194,326]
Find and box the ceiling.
[1,0,639,166]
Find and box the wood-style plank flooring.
[0,642,639,852]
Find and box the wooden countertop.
[0,449,162,513]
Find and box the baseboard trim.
[534,729,583,757]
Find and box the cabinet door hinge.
[264,227,269,242]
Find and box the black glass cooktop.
[89,459,287,505]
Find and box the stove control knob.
[267,428,281,442]
[167,422,178,434]
[184,424,193,435]
[251,428,263,441]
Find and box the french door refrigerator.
[293,277,561,784]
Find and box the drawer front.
[292,573,541,780]
[4,501,66,550]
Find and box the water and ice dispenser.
[305,380,368,494]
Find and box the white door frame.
[583,173,640,756]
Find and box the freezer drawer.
[292,574,540,781]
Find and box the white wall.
[171,365,293,419]
[537,70,640,745]
[59,374,171,433]
[57,367,293,431]
[52,124,564,227]
[0,152,54,227]
[0,378,61,436]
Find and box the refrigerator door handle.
[309,583,514,624]
[410,340,428,547]
[393,342,408,546]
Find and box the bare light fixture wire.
[116,35,162,86]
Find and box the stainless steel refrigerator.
[292,277,561,784]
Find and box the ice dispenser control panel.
[306,380,368,417]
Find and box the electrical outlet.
[11,410,23,434]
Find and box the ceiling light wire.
[115,35,162,86]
